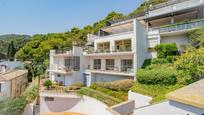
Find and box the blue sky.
[0,0,143,35]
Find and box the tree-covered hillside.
[0,34,31,59]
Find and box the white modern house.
[48,0,204,86]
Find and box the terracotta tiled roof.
[166,79,204,109]
[0,70,28,81]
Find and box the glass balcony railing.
[49,64,73,73]
[86,47,132,54]
[158,19,204,33]
[86,65,133,73]
[113,47,132,52]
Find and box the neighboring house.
[0,70,28,100]
[48,0,204,86]
[134,79,204,115]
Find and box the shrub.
[137,68,177,85]
[67,82,84,90]
[90,85,127,101]
[155,43,178,58]
[175,48,204,83]
[91,79,134,92]
[0,83,38,115]
[130,82,183,104]
[151,58,169,65]
[0,97,27,115]
[43,80,52,89]
[78,87,122,106]
[166,55,179,63]
[142,59,152,68]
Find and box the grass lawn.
[130,82,184,104]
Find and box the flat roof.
[0,70,28,81]
[166,79,204,109]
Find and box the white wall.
[0,81,11,100]
[91,73,133,83]
[128,91,152,109]
[161,35,189,50]
[134,19,147,70]
[40,95,112,115]
[134,100,204,115]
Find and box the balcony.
[98,31,133,39]
[48,64,73,74]
[85,65,134,76]
[148,0,203,18]
[50,50,73,57]
[85,47,133,56]
[149,19,204,35]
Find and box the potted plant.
[43,80,52,90]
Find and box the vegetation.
[187,26,204,47]
[7,41,16,60]
[128,0,168,16]
[66,82,84,90]
[0,83,38,115]
[0,34,30,59]
[43,79,52,89]
[130,82,183,104]
[90,79,134,92]
[90,84,127,101]
[78,87,123,106]
[155,43,178,58]
[175,48,204,84]
[137,67,177,85]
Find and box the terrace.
[149,18,204,35]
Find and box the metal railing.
[86,65,133,73]
[86,47,132,54]
[158,19,204,33]
[99,31,133,39]
[50,64,73,72]
[55,50,72,55]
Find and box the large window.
[73,56,80,71]
[64,56,80,71]
[94,59,101,70]
[115,39,131,52]
[97,42,110,53]
[64,57,72,67]
[121,59,133,73]
[106,59,115,70]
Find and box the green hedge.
[90,85,127,101]
[155,43,178,58]
[91,79,134,92]
[78,87,122,106]
[137,68,177,85]
[151,58,169,65]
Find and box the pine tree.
[7,43,10,60]
[7,41,16,60]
